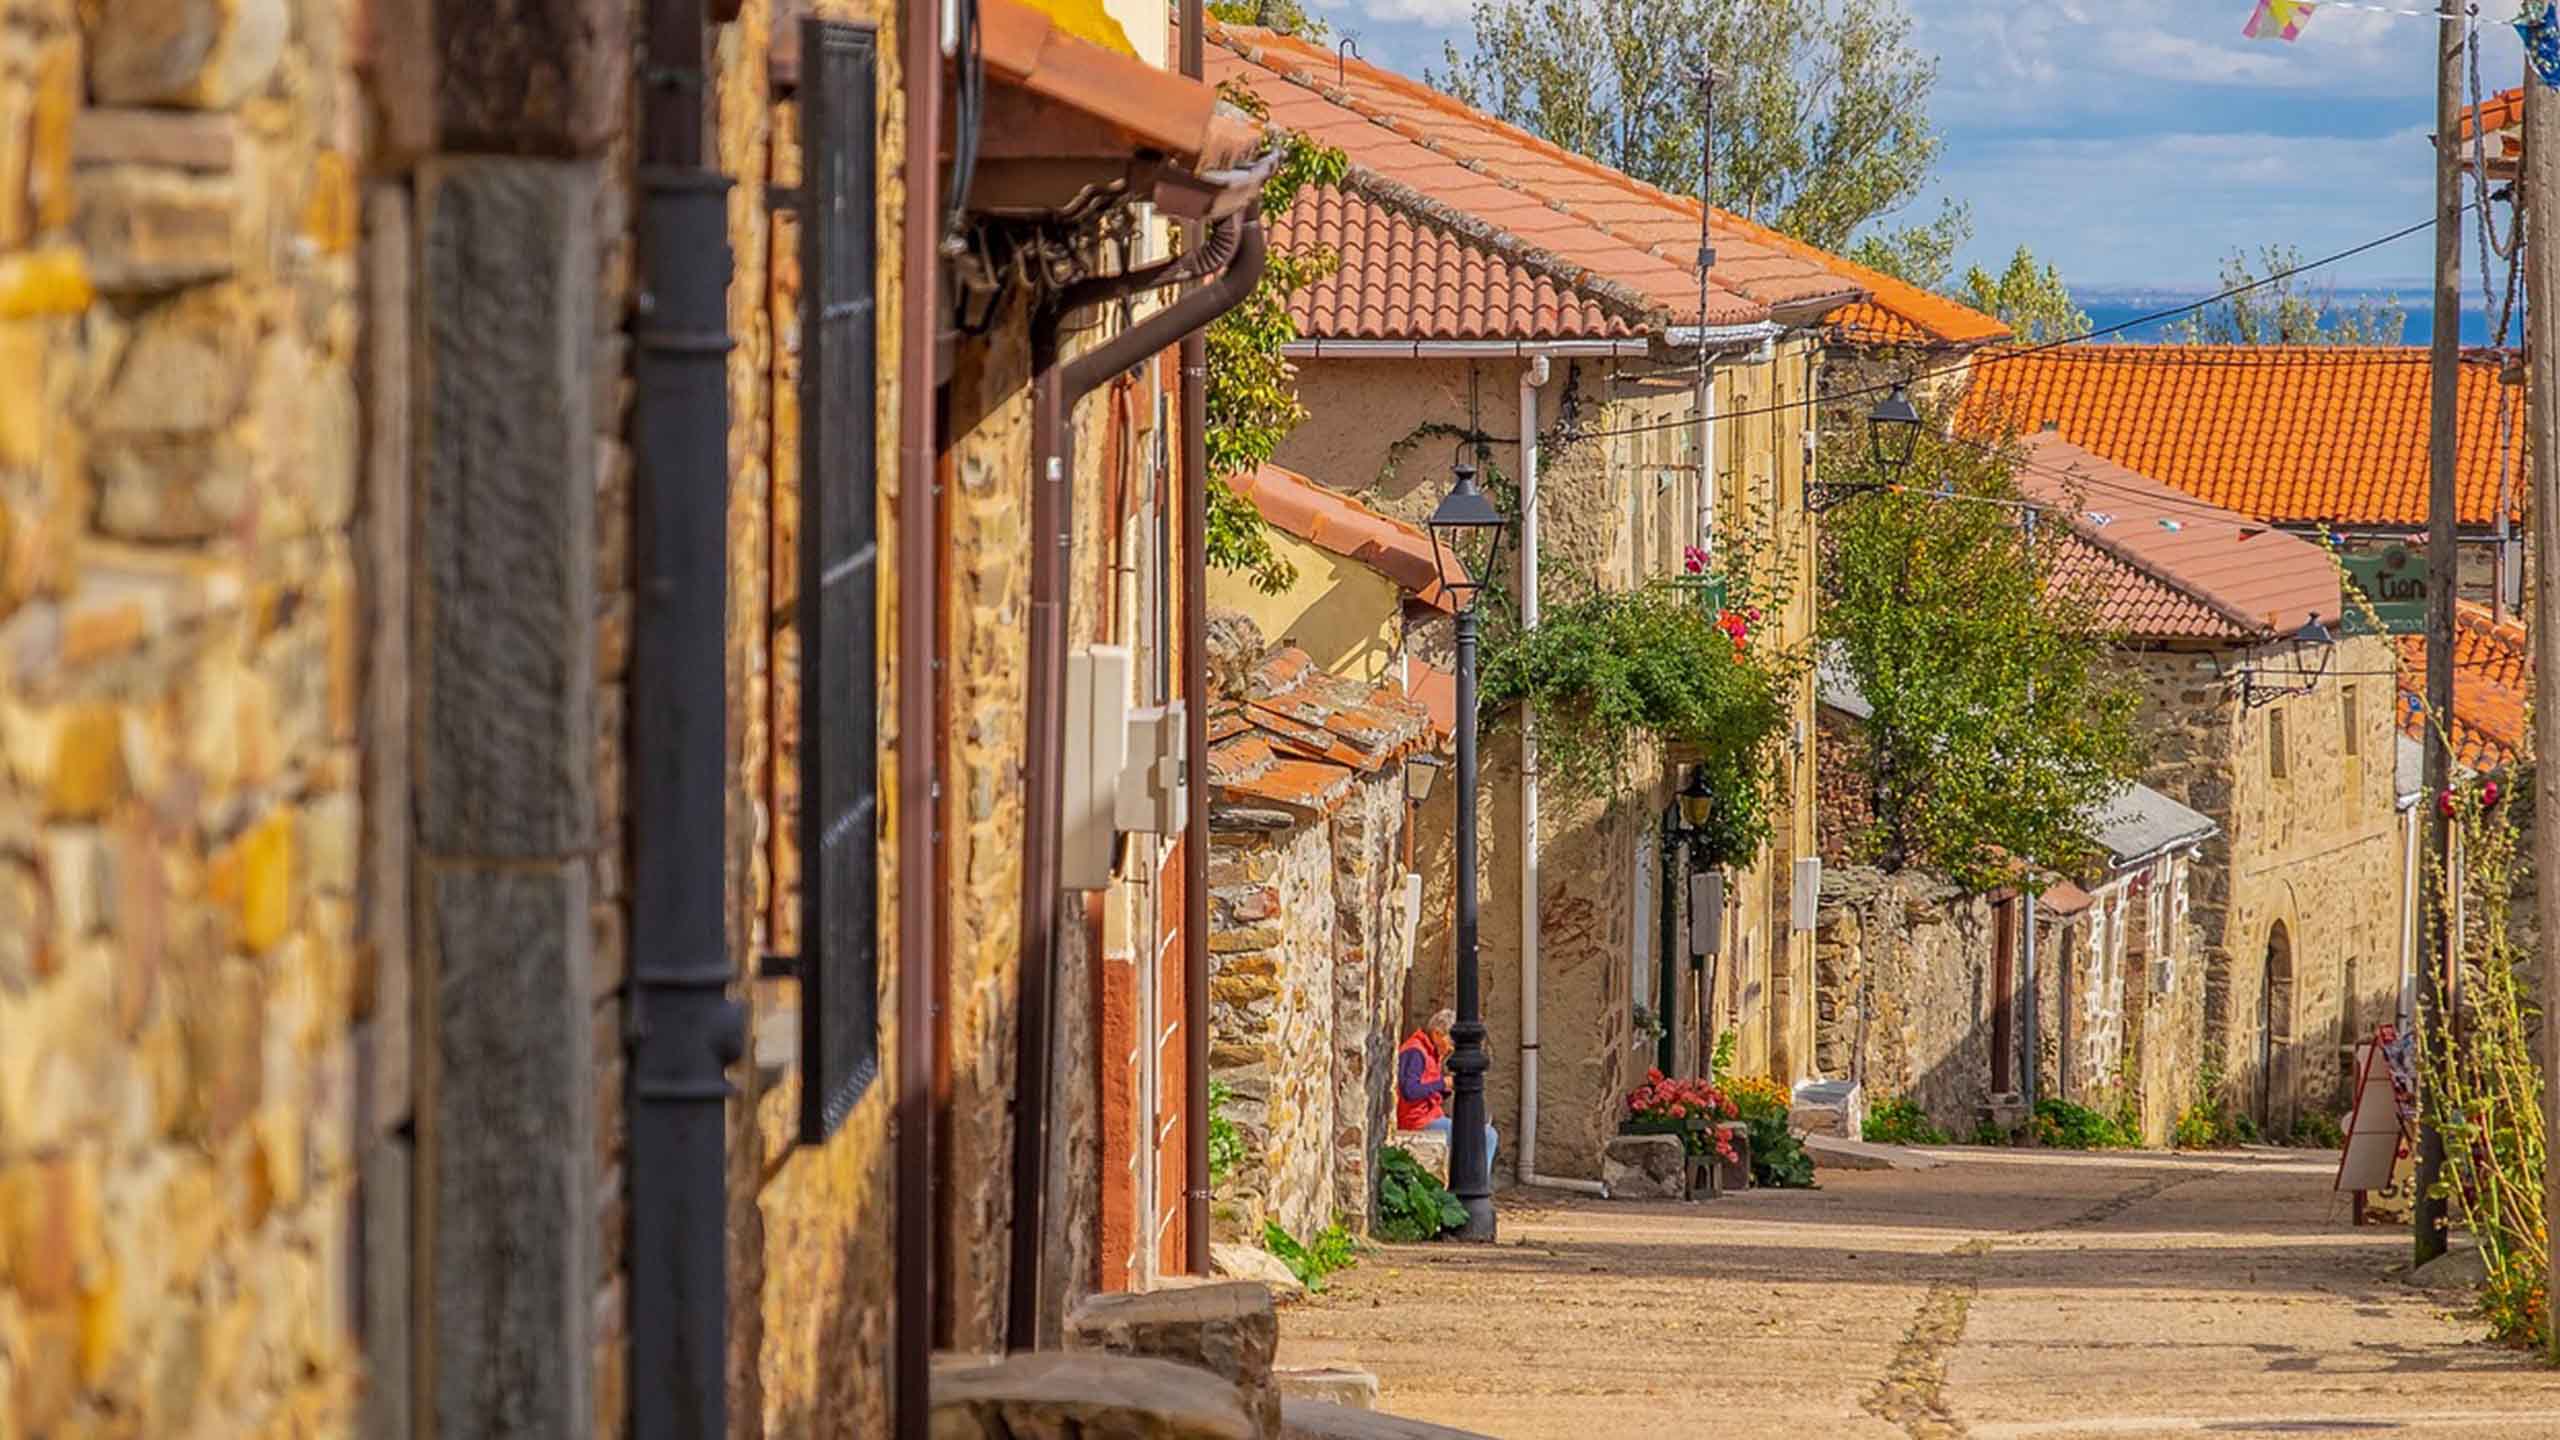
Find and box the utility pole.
[2415,0,2463,1268]
[2522,61,2560,1364]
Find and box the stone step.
[1276,1365,1379,1410]
[1805,1133,1943,1172]
[1282,1397,1495,1439]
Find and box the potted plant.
[1622,1070,1742,1171]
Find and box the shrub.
[1263,1217,1359,1291]
[1207,1079,1246,1187]
[1864,1096,1950,1146]
[2031,1097,2136,1150]
[2284,1111,2345,1150]
[2172,1064,2253,1150]
[1727,1075,1815,1188]
[1376,1146,1466,1243]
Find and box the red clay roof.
[980,0,1259,171]
[1271,183,1648,342]
[2014,432,2341,641]
[1711,209,2010,348]
[1209,643,1433,818]
[1963,346,2524,531]
[1205,20,2002,346]
[2047,533,2241,640]
[1226,462,1465,610]
[2460,86,2523,175]
[2396,601,2529,772]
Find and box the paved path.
[1275,1147,2560,1438]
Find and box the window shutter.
[797,18,882,1143]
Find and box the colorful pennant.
[2522,3,2560,88]
[2244,0,2317,41]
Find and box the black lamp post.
[1657,765,1715,1072]
[1426,459,1506,1243]
[1868,383,1922,474]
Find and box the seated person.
[1396,1008,1497,1171]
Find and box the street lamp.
[2239,611,2338,708]
[1868,383,1922,475]
[1676,765,1714,834]
[1425,458,1507,1243]
[1401,753,1442,869]
[1655,764,1717,1072]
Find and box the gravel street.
[1276,1148,2560,1438]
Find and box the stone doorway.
[2258,921,2297,1135]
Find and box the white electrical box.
[1791,857,1821,933]
[1689,869,1725,957]
[1065,646,1190,891]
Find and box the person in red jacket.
[1396,1009,1497,1171]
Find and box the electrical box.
[1791,857,1821,933]
[1689,869,1725,957]
[1065,646,1189,891]
[1117,700,1187,835]
[1064,647,1134,892]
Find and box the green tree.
[1430,0,1939,253]
[1207,0,1328,40]
[2162,244,2407,345]
[1820,422,2142,890]
[1203,84,1347,591]
[1957,245,2091,343]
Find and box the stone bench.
[1390,1130,1450,1184]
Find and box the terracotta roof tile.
[1964,346,2523,531]
[1272,185,1647,343]
[980,0,1258,171]
[2461,86,2523,175]
[1209,642,1434,821]
[1205,20,2004,345]
[1228,462,1464,608]
[2014,433,2341,641]
[1207,21,1877,332]
[2047,533,2241,640]
[2396,601,2530,772]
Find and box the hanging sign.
[2244,0,2317,42]
[2340,543,2428,635]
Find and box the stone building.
[1205,20,2009,1189]
[0,0,1375,1434]
[1203,636,1430,1243]
[1815,670,2216,1142]
[2015,434,2409,1135]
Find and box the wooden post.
[2524,61,2560,1365]
[2415,0,2464,1267]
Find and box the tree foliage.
[1202,84,1347,591]
[1957,245,2091,344]
[1206,0,1327,40]
[1819,421,2142,890]
[2162,244,2407,345]
[1430,0,1939,252]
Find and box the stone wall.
[0,0,371,1429]
[1813,869,2016,1135]
[2122,638,2405,1131]
[1326,761,1411,1234]
[1209,809,1338,1242]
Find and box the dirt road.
[1275,1147,2560,1438]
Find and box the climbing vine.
[1202,82,1348,592]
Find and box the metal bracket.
[1807,479,1893,515]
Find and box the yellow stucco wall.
[1209,529,1406,687]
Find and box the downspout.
[896,0,943,1430]
[1178,0,1213,1282]
[1011,210,1268,1347]
[1512,355,1604,1196]
[629,0,744,1431]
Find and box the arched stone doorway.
[2258,921,2297,1135]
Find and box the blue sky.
[1294,0,2523,290]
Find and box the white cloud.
[1348,0,1477,26]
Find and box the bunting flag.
[2244,0,2317,41]
[2522,3,2560,88]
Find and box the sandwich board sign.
[2336,1025,2418,1224]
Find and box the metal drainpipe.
[895,0,944,1428]
[1178,0,1213,1283]
[630,0,746,1431]
[1009,213,1269,1348]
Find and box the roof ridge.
[1332,166,1672,330]
[1991,343,2508,362]
[2045,471,2274,636]
[1212,20,1868,320]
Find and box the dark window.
[797,18,882,1143]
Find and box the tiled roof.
[1227,462,1466,610]
[2461,86,2522,175]
[1271,183,1648,342]
[2396,601,2529,773]
[980,0,1259,171]
[2015,432,2341,642]
[1962,346,2524,531]
[1206,21,1886,332]
[1711,209,2010,348]
[1209,643,1433,819]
